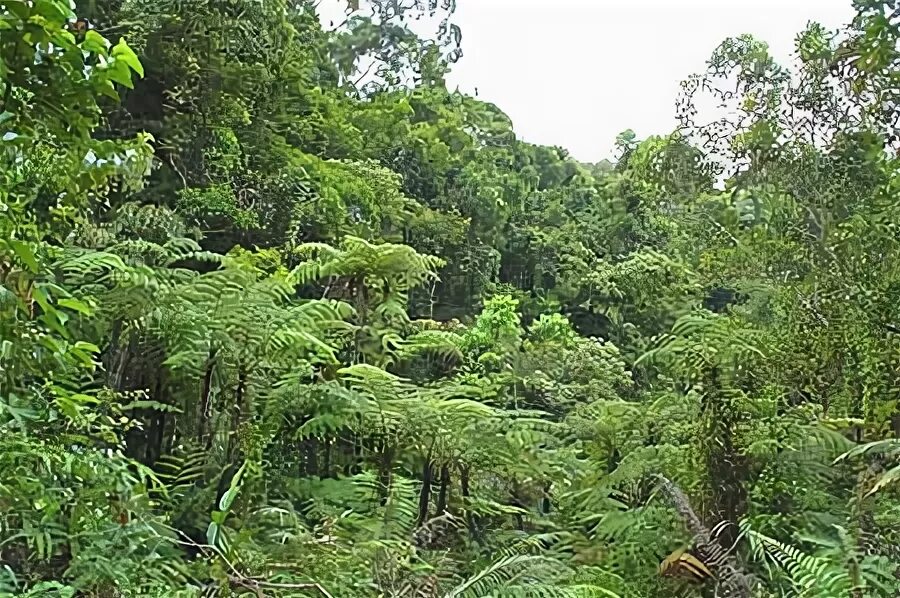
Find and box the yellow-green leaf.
[111,37,143,77]
[81,29,108,55]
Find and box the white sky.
[319,0,856,162]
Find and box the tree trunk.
[435,464,451,515]
[510,479,525,531]
[378,442,395,505]
[417,456,434,526]
[655,475,752,598]
[323,439,332,478]
[459,465,477,540]
[224,368,247,461]
[142,374,168,466]
[198,348,217,444]
[703,367,748,548]
[304,438,319,477]
[541,481,552,515]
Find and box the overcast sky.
[320,0,856,162]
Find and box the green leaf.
[9,239,38,273]
[81,30,109,55]
[71,393,100,405]
[2,0,31,21]
[73,341,100,353]
[105,60,134,89]
[98,78,120,101]
[217,461,248,511]
[111,37,144,77]
[55,396,82,421]
[0,397,38,423]
[58,298,93,315]
[33,0,73,22]
[220,488,238,512]
[205,521,219,546]
[32,284,51,312]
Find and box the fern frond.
[446,554,622,598]
[744,526,851,598]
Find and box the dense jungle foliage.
[2,0,900,596]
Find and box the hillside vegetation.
[1,1,900,596]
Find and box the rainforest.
[1,0,900,596]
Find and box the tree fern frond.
[396,329,464,363]
[744,526,851,598]
[446,554,622,598]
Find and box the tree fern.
[743,526,851,598]
[835,439,900,496]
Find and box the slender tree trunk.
[378,442,395,505]
[105,319,122,380]
[323,439,332,478]
[224,368,247,461]
[339,436,357,476]
[142,374,168,465]
[304,438,318,477]
[417,455,434,526]
[235,369,247,421]
[703,367,748,548]
[145,412,165,465]
[354,276,368,363]
[459,465,477,539]
[198,348,217,444]
[541,481,552,515]
[114,330,136,391]
[435,464,451,515]
[510,479,525,531]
